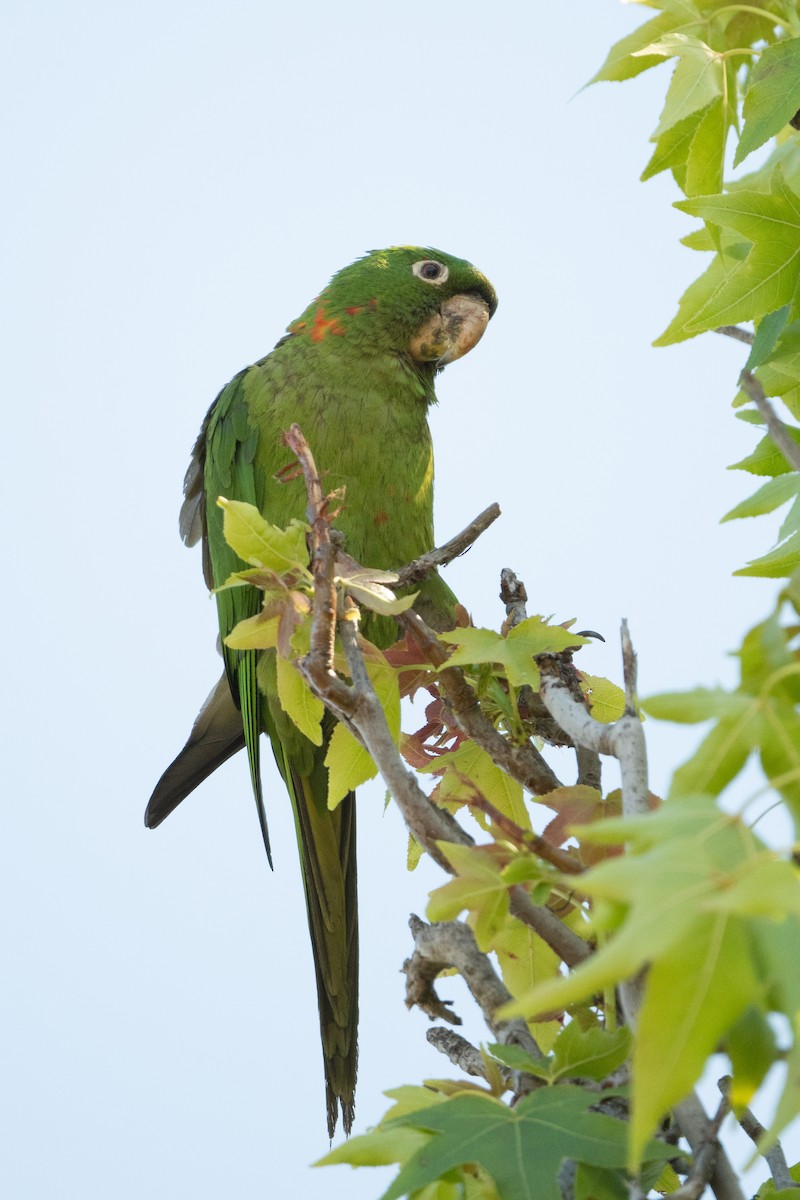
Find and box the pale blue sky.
[3,2,792,1197]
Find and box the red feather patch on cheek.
[373,510,389,527]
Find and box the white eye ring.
[412,259,449,285]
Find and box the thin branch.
[718,1076,800,1191]
[715,325,754,346]
[537,628,649,819]
[426,1027,513,1086]
[400,609,564,795]
[739,369,800,472]
[715,327,800,473]
[395,503,502,587]
[466,791,584,874]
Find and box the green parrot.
[146,246,497,1136]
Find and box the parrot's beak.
[409,293,492,366]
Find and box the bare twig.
[718,1076,799,1191]
[500,566,529,631]
[405,915,541,1058]
[395,503,502,587]
[426,1027,513,1084]
[537,623,649,819]
[715,325,754,346]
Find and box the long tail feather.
[285,755,359,1138]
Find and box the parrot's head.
[287,246,497,369]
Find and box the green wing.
[199,364,359,1136]
[201,370,272,862]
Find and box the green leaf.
[217,499,309,572]
[337,566,418,616]
[275,654,324,745]
[381,1087,669,1200]
[745,305,792,371]
[685,97,726,197]
[670,712,757,797]
[325,722,377,806]
[654,245,750,345]
[729,429,800,477]
[641,109,704,183]
[491,919,562,1051]
[223,612,280,650]
[631,912,758,1166]
[500,798,798,1166]
[486,1042,551,1077]
[427,844,510,949]
[549,1022,631,1084]
[580,674,626,723]
[440,617,586,690]
[430,741,530,830]
[779,493,800,540]
[642,687,750,723]
[735,531,800,577]
[721,473,800,521]
[590,10,691,85]
[727,1005,779,1112]
[638,34,723,138]
[575,1163,629,1200]
[674,172,800,332]
[736,39,800,167]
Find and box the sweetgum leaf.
[380,1087,669,1200]
[217,499,309,572]
[721,473,800,522]
[501,798,800,1164]
[745,305,791,370]
[729,430,800,477]
[591,11,688,84]
[736,39,800,166]
[734,531,800,577]
[440,618,586,690]
[325,723,377,806]
[550,1022,631,1083]
[675,172,800,331]
[685,97,726,196]
[638,34,723,138]
[275,654,324,745]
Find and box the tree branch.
[718,1076,800,1191]
[405,915,542,1058]
[395,503,502,587]
[284,425,589,967]
[673,1093,745,1200]
[426,1027,513,1086]
[399,608,563,796]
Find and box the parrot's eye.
[412,259,449,284]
